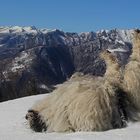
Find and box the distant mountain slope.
[0,94,140,140]
[0,26,134,101]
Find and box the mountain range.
[0,26,134,101]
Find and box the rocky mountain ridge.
[0,26,134,101]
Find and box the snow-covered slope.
[0,94,140,140]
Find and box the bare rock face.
[0,26,134,101]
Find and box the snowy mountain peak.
[0,26,39,34]
[0,26,134,45]
[0,26,61,35]
[116,29,134,43]
[96,29,134,44]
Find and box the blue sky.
[0,0,140,32]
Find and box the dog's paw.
[25,109,47,132]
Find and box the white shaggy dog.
[122,30,140,121]
[26,30,140,132]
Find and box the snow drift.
[1,94,140,140]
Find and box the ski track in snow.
[0,94,140,140]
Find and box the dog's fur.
[122,30,140,121]
[26,30,140,132]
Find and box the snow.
[96,29,109,34]
[10,26,23,33]
[79,32,90,36]
[39,84,49,90]
[107,48,128,53]
[102,36,109,41]
[0,94,140,140]
[11,64,25,72]
[10,51,33,72]
[23,26,38,34]
[0,44,5,47]
[0,26,38,34]
[115,40,125,45]
[96,29,133,44]
[0,26,61,36]
[0,27,10,33]
[117,29,134,43]
[40,28,57,34]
